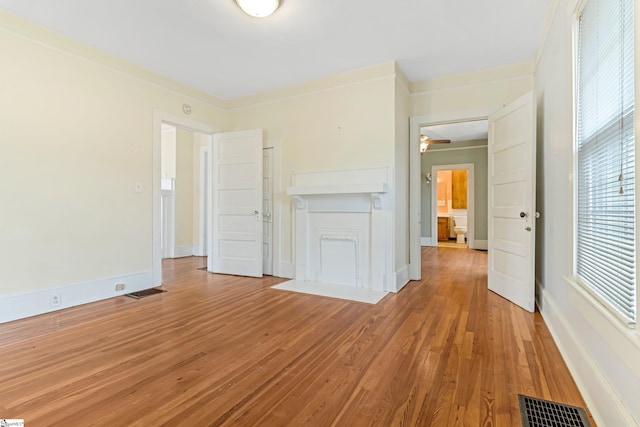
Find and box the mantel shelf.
[286,183,388,196]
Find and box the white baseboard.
[421,237,434,246]
[192,245,206,257]
[276,261,294,279]
[394,264,409,292]
[538,289,638,427]
[173,245,193,258]
[0,271,153,324]
[473,239,488,250]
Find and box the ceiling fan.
[420,134,451,153]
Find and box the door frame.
[429,163,475,248]
[263,139,282,276]
[152,110,219,285]
[409,109,492,280]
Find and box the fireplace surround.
[287,167,392,292]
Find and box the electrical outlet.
[50,294,61,308]
[115,283,126,291]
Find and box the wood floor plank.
[0,249,595,426]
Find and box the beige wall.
[410,61,534,118]
[228,63,397,268]
[175,129,194,248]
[161,126,177,180]
[0,12,227,295]
[394,67,411,273]
[191,133,209,249]
[534,1,640,425]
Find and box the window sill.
[562,275,640,351]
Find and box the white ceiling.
[0,0,550,100]
[420,120,488,142]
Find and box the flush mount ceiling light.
[235,0,280,17]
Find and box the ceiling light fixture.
[235,0,280,18]
[420,134,452,154]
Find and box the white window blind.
[576,0,636,326]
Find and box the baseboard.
[0,271,153,324]
[394,264,409,292]
[173,245,193,258]
[538,289,639,427]
[276,261,294,279]
[192,245,206,257]
[420,237,434,246]
[473,239,488,250]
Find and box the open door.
[208,129,263,278]
[488,91,536,312]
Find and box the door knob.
[525,226,532,231]
[520,212,528,218]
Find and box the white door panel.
[208,129,263,278]
[488,91,536,312]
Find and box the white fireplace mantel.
[287,183,388,210]
[288,168,392,292]
[287,182,388,196]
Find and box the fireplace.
[287,168,392,292]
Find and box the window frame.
[571,0,638,328]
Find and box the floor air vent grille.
[518,395,591,427]
[125,288,166,299]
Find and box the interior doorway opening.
[409,115,490,280]
[159,123,210,261]
[431,167,473,249]
[153,112,281,285]
[418,120,488,253]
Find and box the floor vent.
[125,288,166,299]
[518,395,591,427]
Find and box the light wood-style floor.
[0,248,593,426]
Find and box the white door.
[488,91,536,312]
[208,129,263,278]
[262,148,274,275]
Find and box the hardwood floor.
[0,248,593,426]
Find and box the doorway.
[153,111,281,285]
[159,123,210,261]
[429,164,475,249]
[153,111,217,285]
[409,115,491,280]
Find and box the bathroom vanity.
[437,217,449,241]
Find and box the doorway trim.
[263,139,283,277]
[429,163,475,249]
[409,109,492,280]
[152,110,219,285]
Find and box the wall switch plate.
[115,283,126,291]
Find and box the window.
[575,0,636,326]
